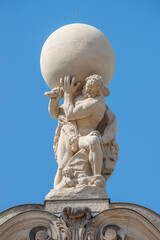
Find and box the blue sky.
[1,0,160,214]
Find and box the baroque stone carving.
[45,74,119,199]
[54,207,126,240]
[55,207,92,240]
[62,207,91,240]
[40,23,118,199]
[1,206,160,240]
[29,226,53,240]
[100,224,125,240]
[55,217,71,240]
[85,220,126,240]
[15,208,126,240]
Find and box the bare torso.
[73,94,106,136]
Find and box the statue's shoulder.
[75,95,98,107]
[74,95,84,105]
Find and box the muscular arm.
[64,93,98,120]
[48,98,64,119]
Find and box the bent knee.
[88,136,101,148]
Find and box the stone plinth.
[44,198,110,213]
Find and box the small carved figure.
[54,166,76,189]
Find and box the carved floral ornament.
[1,207,160,240]
[27,207,125,240]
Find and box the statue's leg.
[79,135,103,175]
[54,131,73,187]
[54,168,63,188]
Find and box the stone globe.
[40,23,115,89]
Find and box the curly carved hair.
[83,75,108,98]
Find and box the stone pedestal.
[44,198,110,213]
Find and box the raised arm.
[62,75,103,120]
[60,75,81,119]
[64,93,98,120]
[45,86,64,119]
[48,98,64,119]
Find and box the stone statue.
[45,74,119,199]
[40,23,119,199]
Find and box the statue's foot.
[93,179,104,187]
[92,175,105,187]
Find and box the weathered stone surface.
[0,205,160,240]
[102,229,117,240]
[45,177,108,200]
[1,21,159,240]
[41,24,118,200]
[40,23,115,89]
[110,202,160,232]
[44,198,110,213]
[0,210,59,240]
[84,208,160,240]
[44,74,118,200]
[0,204,43,226]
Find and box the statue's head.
[83,75,109,98]
[62,167,74,178]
